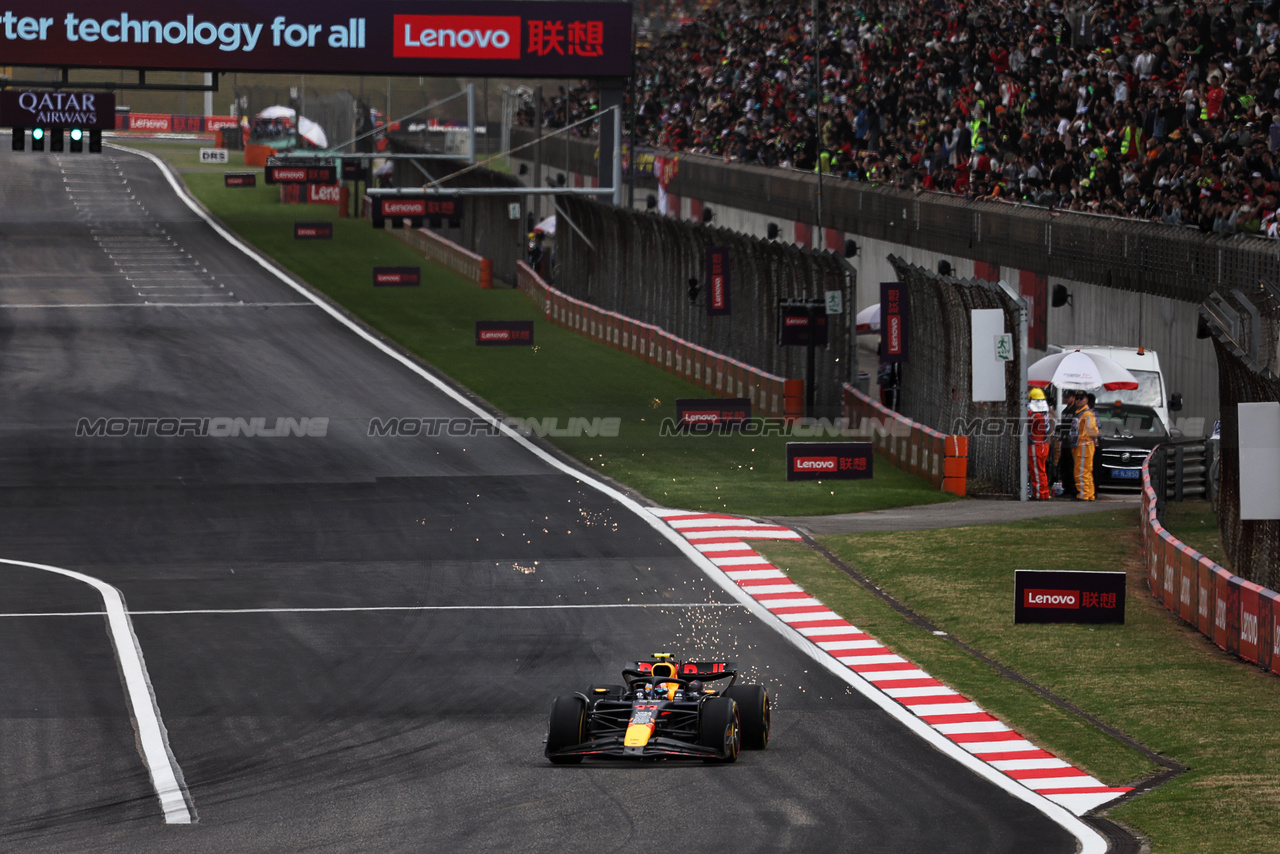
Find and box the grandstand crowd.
[519,1,1280,237]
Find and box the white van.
[1049,345,1181,435]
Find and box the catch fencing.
[887,256,1023,496]
[1200,283,1280,590]
[551,196,853,416]
[385,147,526,286]
[516,262,791,416]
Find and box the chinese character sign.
[881,282,909,363]
[1014,570,1126,624]
[706,247,731,316]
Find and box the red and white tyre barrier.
[652,508,1132,816]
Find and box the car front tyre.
[699,696,740,763]
[546,695,586,765]
[723,684,770,749]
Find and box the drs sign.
[1014,570,1126,624]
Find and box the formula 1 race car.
[544,653,770,764]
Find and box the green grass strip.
[146,144,954,517]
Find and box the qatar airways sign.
[0,2,631,77]
[0,90,114,128]
[1014,570,1126,624]
[786,442,872,482]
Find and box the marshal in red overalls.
[1028,388,1052,500]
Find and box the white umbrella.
[855,303,880,334]
[297,116,327,148]
[256,105,295,120]
[533,214,556,235]
[1028,349,1140,391]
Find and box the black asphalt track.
[0,146,1082,853]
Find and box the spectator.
[1054,389,1080,498]
[524,0,1280,239]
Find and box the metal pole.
[813,0,824,249]
[467,83,477,165]
[806,301,818,418]
[612,106,623,207]
[533,84,543,228]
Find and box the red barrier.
[1139,449,1278,676]
[389,228,488,288]
[1197,557,1215,636]
[1265,591,1280,675]
[842,384,966,492]
[1239,579,1264,667]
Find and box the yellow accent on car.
[624,724,654,747]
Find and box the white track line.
[0,302,313,309]
[0,603,744,618]
[0,559,193,824]
[125,145,1107,852]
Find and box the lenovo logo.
[784,317,809,327]
[1024,589,1079,609]
[394,15,522,59]
[309,184,342,204]
[131,115,170,130]
[274,168,307,182]
[383,200,427,216]
[682,412,721,423]
[479,330,511,341]
[793,457,837,471]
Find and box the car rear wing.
[626,660,738,681]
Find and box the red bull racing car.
[544,653,770,764]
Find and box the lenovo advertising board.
[475,320,533,346]
[371,195,463,227]
[0,2,631,78]
[224,172,256,187]
[293,221,333,239]
[880,282,909,363]
[266,164,337,184]
[705,247,731,316]
[777,302,828,347]
[373,266,421,286]
[1014,570,1126,624]
[674,398,749,431]
[785,442,872,482]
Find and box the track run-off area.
[0,145,1103,852]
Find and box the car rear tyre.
[723,685,770,749]
[699,696,740,763]
[546,695,586,765]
